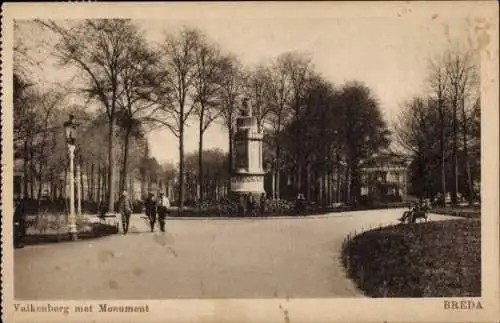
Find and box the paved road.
[14,209,457,300]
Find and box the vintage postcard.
[2,2,499,323]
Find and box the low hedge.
[431,207,481,219]
[165,200,413,217]
[341,219,481,297]
[23,222,117,246]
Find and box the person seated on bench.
[399,203,418,222]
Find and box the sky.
[14,2,490,166]
[139,15,471,164]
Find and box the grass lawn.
[341,219,481,297]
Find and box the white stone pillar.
[76,164,82,216]
[272,169,276,200]
[68,145,78,240]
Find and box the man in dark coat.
[144,192,157,232]
[13,196,27,248]
[259,193,266,217]
[246,193,254,217]
[238,195,247,217]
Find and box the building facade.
[360,153,410,203]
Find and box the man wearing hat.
[13,195,27,248]
[119,190,133,234]
[157,192,170,232]
[144,192,157,232]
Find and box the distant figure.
[13,196,27,248]
[259,193,266,217]
[119,191,133,234]
[295,193,306,214]
[144,192,157,232]
[246,193,255,217]
[238,195,247,217]
[157,192,170,232]
[399,203,416,223]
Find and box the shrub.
[267,199,293,214]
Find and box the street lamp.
[64,114,80,241]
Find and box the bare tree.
[218,54,245,193]
[191,37,224,200]
[263,57,295,199]
[444,46,479,204]
[41,19,146,213]
[115,34,159,195]
[152,27,203,213]
[244,64,273,131]
[427,54,450,206]
[394,97,437,199]
[281,52,314,194]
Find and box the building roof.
[360,151,410,169]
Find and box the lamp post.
[64,114,80,241]
[76,162,82,216]
[272,157,277,200]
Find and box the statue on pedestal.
[231,96,265,200]
[239,97,253,117]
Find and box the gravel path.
[14,208,457,299]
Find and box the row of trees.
[394,45,480,205]
[15,19,395,214]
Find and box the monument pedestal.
[230,102,265,199]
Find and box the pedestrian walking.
[295,193,305,215]
[119,191,133,234]
[144,192,157,232]
[238,195,247,217]
[157,192,170,232]
[13,196,27,248]
[259,193,266,217]
[246,193,254,217]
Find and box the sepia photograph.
[2,2,499,323]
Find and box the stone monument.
[230,97,265,198]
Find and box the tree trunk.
[80,162,85,203]
[103,166,108,204]
[297,163,302,194]
[198,116,204,201]
[275,145,281,199]
[319,172,324,204]
[23,139,29,198]
[306,163,312,199]
[37,165,43,203]
[37,150,46,203]
[88,163,93,202]
[179,121,185,214]
[96,167,100,204]
[461,98,474,202]
[29,145,35,199]
[107,117,116,213]
[452,94,459,205]
[438,101,447,206]
[120,125,132,195]
[227,127,233,193]
[336,162,341,203]
[345,163,351,204]
[271,170,276,200]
